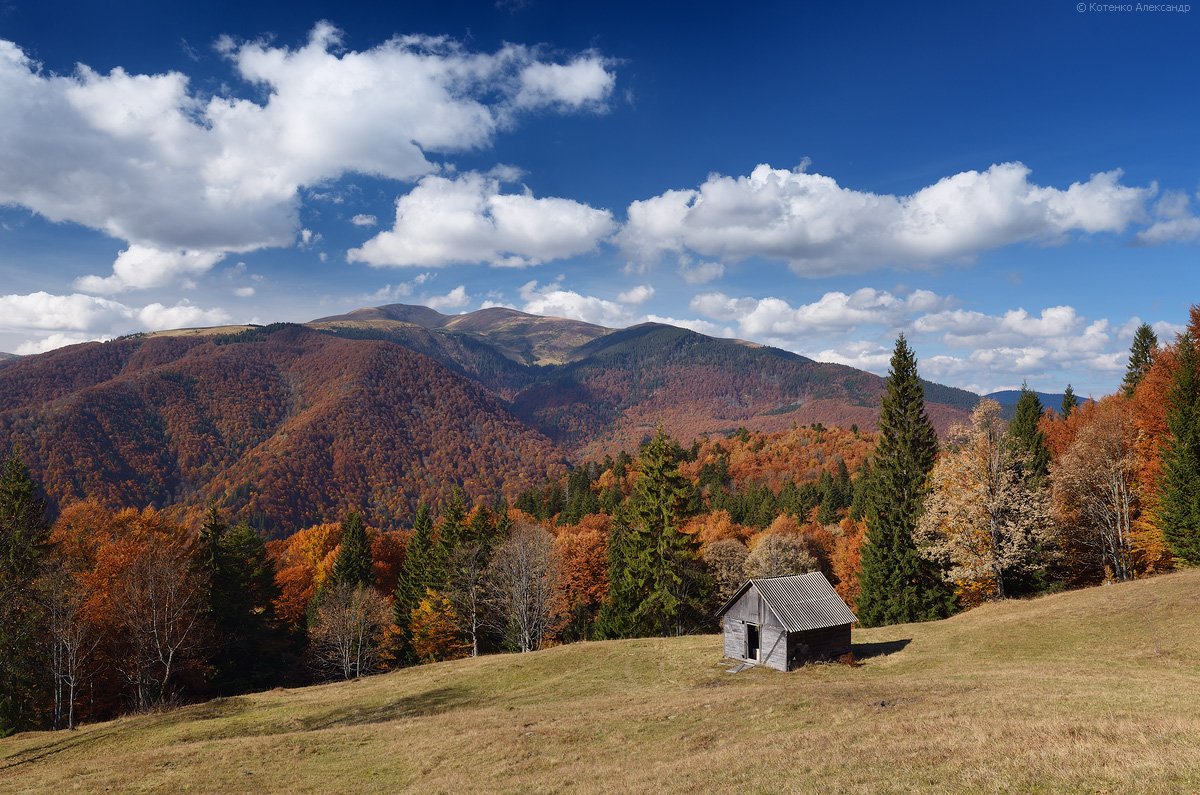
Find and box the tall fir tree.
[201,507,289,694]
[596,430,709,638]
[857,336,955,627]
[1159,333,1200,564]
[1123,323,1159,396]
[329,512,373,589]
[849,460,872,522]
[393,503,435,664]
[0,449,49,735]
[1008,383,1051,484]
[1061,384,1078,418]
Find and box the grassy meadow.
[2,569,1199,793]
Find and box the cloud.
[135,301,231,329]
[0,25,616,290]
[690,287,951,337]
[617,284,655,304]
[643,314,728,337]
[15,333,110,355]
[513,56,616,111]
[618,162,1153,274]
[74,246,227,293]
[347,172,615,267]
[1136,190,1200,243]
[678,260,724,284]
[0,290,230,350]
[234,286,255,297]
[424,285,470,310]
[350,214,378,227]
[0,292,132,331]
[517,280,630,327]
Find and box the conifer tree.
[330,512,373,589]
[1009,383,1051,484]
[816,470,838,524]
[1061,384,1078,418]
[1123,322,1158,396]
[1159,333,1200,564]
[849,460,872,522]
[857,336,954,627]
[0,449,49,735]
[202,507,288,694]
[596,430,708,637]
[393,503,435,663]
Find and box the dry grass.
[3,570,1200,793]
[143,326,257,338]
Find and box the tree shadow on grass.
[0,726,119,771]
[853,639,912,659]
[297,686,482,732]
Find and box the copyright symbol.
[1076,2,1086,10]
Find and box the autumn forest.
[1,305,1199,738]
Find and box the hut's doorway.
[746,624,760,661]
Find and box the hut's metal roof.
[716,571,857,632]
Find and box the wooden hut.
[715,571,856,671]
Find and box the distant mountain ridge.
[0,303,987,532]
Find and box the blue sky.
[1,0,1197,395]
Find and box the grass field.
[3,570,1199,794]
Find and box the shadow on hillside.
[853,639,911,659]
[0,726,118,772]
[298,686,481,731]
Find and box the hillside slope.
[512,323,974,456]
[0,325,565,533]
[3,570,1197,794]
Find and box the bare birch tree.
[112,539,207,709]
[40,564,98,730]
[309,582,393,680]
[485,523,559,653]
[446,540,490,657]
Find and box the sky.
[1,0,1197,396]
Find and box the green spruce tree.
[201,507,289,694]
[849,460,872,522]
[0,449,49,735]
[329,512,373,589]
[1159,333,1200,564]
[1123,322,1158,396]
[857,336,955,627]
[393,503,436,664]
[596,430,709,637]
[1061,384,1078,418]
[1008,383,1051,484]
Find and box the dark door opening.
[746,624,760,661]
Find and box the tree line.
[3,306,1198,735]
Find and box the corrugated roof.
[716,571,857,632]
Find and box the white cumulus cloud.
[691,288,950,337]
[348,172,616,267]
[518,280,630,327]
[425,285,471,311]
[617,285,655,304]
[0,290,231,352]
[0,25,616,290]
[619,162,1153,274]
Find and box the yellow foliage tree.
[408,589,469,663]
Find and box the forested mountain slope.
[0,324,565,533]
[0,304,984,530]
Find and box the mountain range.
[0,304,990,534]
